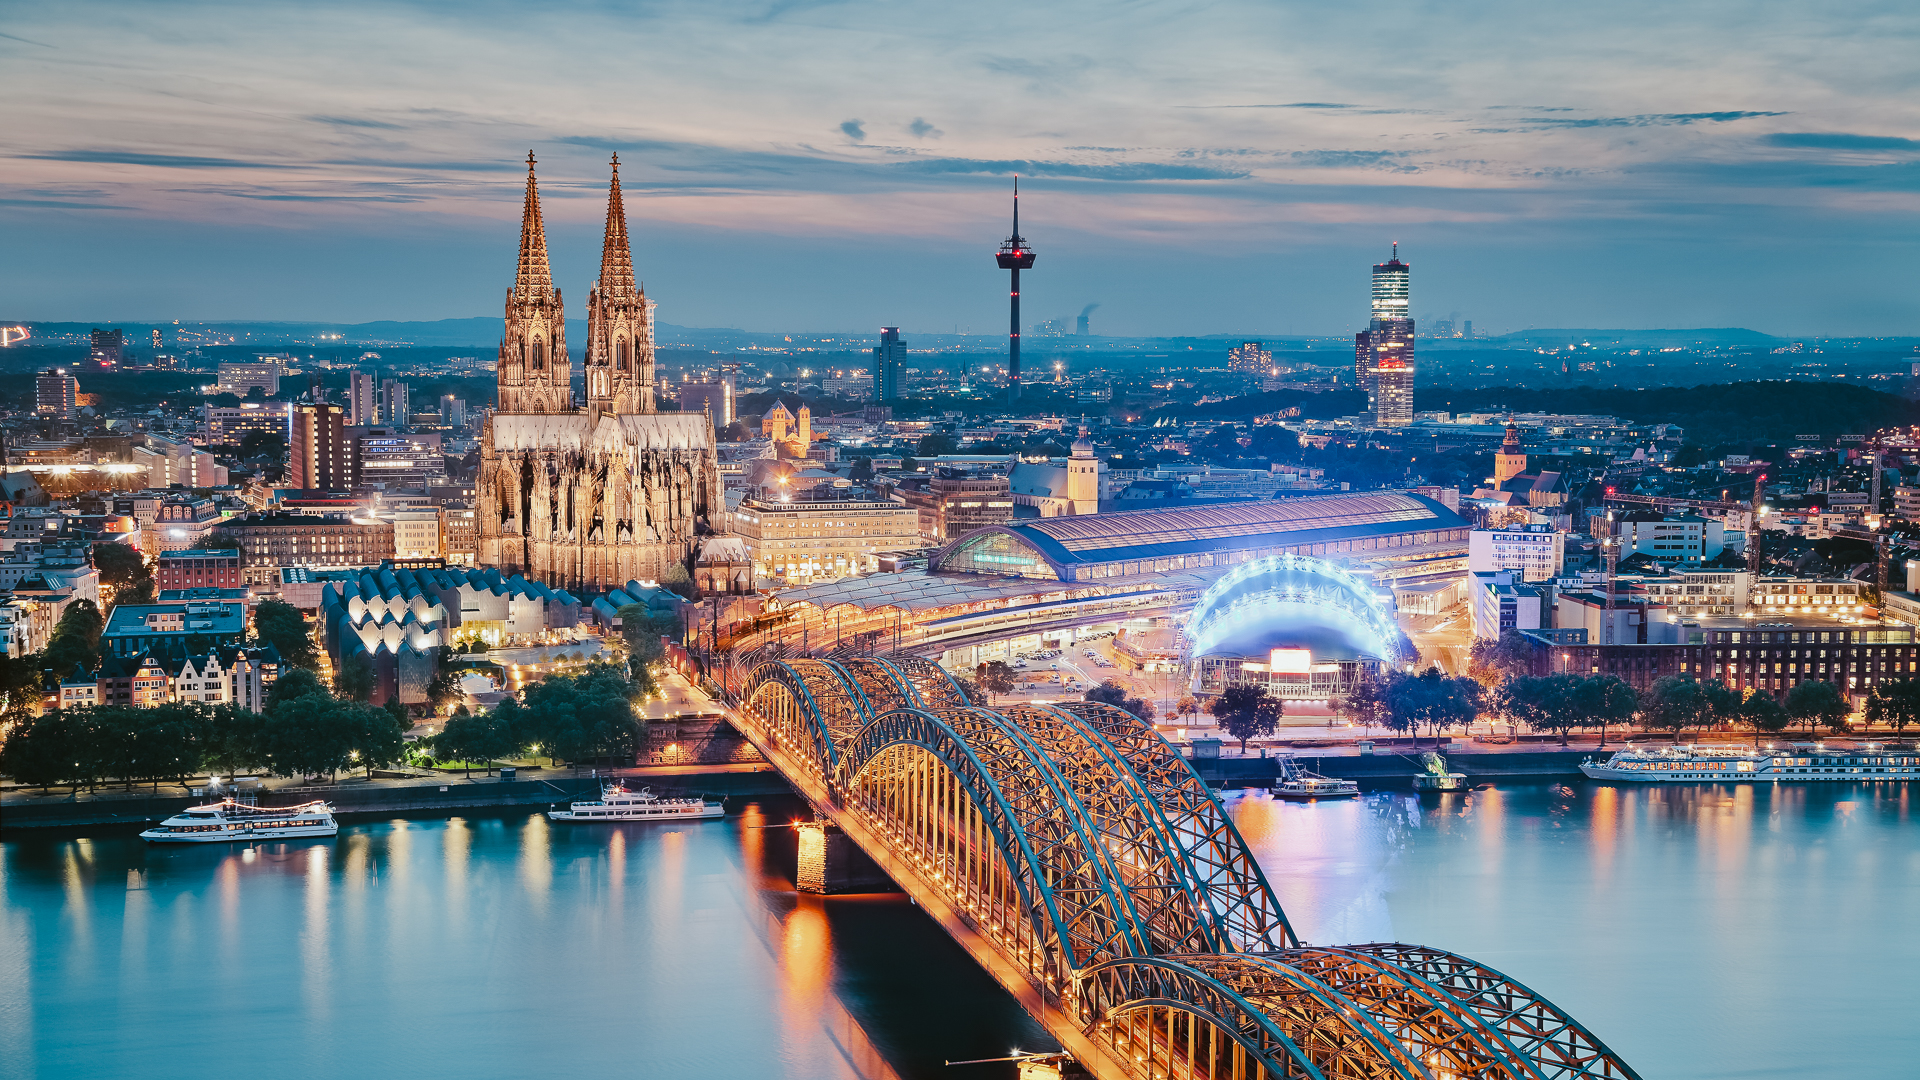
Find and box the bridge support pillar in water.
[795,819,895,894]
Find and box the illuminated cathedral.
[476,154,721,594]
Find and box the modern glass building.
[1359,246,1415,427]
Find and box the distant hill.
[1422,380,1919,444]
[1489,328,1784,348]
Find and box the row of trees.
[433,663,647,775]
[0,668,408,792]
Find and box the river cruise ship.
[141,799,338,842]
[1581,745,1920,782]
[548,785,724,822]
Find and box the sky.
[4,0,1919,338]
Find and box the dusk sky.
[5,0,1918,337]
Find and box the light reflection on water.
[5,782,1914,1080]
[1227,781,1920,1080]
[0,799,1043,1080]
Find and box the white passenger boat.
[1271,757,1360,800]
[141,799,338,842]
[547,784,724,822]
[1581,744,1920,782]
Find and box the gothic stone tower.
[497,153,572,415]
[584,154,655,417]
[477,154,722,596]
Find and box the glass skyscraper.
[1355,245,1414,427]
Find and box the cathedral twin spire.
[497,152,653,416]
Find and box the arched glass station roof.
[932,491,1468,583]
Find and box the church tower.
[1067,426,1099,515]
[497,153,572,414]
[1494,421,1528,484]
[585,154,655,417]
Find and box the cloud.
[19,149,299,169]
[1510,111,1787,130]
[1288,150,1415,169]
[908,117,942,139]
[1767,132,1920,152]
[0,197,128,209]
[893,158,1247,181]
[306,115,405,130]
[1177,102,1357,109]
[839,119,865,141]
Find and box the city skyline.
[3,1,1917,336]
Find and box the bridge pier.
[795,819,895,894]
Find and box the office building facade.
[873,326,905,401]
[1355,247,1415,427]
[291,403,351,490]
[36,369,78,419]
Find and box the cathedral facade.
[476,154,722,595]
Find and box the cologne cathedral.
[476,154,721,594]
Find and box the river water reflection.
[3,781,1915,1080]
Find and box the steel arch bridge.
[734,658,1641,1080]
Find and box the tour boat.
[141,799,338,843]
[1271,757,1360,800]
[547,784,724,822]
[1581,745,1920,783]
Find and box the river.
[2,782,1915,1080]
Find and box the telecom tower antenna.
[995,178,1037,404]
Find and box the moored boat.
[547,784,724,821]
[1271,757,1360,800]
[141,799,338,843]
[1412,751,1468,792]
[1581,744,1920,782]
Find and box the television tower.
[995,178,1036,403]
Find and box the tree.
[42,599,106,678]
[661,562,695,600]
[520,663,642,771]
[1578,675,1639,747]
[1785,679,1850,736]
[619,603,676,699]
[0,710,77,792]
[1467,630,1535,687]
[334,653,375,702]
[900,456,919,474]
[93,543,153,606]
[253,598,318,669]
[1209,683,1280,752]
[974,661,1016,703]
[1386,668,1482,745]
[263,695,358,780]
[1740,690,1791,746]
[267,667,327,709]
[916,432,959,457]
[1641,676,1740,742]
[200,703,266,779]
[849,457,874,481]
[434,709,486,778]
[1864,678,1920,737]
[1341,675,1389,736]
[1085,679,1155,721]
[354,702,410,776]
[1175,696,1199,725]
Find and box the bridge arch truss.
[734,659,1640,1080]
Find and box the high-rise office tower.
[994,179,1036,403]
[441,395,469,428]
[291,402,350,489]
[36,368,78,419]
[873,326,904,401]
[1358,245,1415,427]
[381,379,411,426]
[1227,341,1271,374]
[347,370,378,426]
[90,329,123,366]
